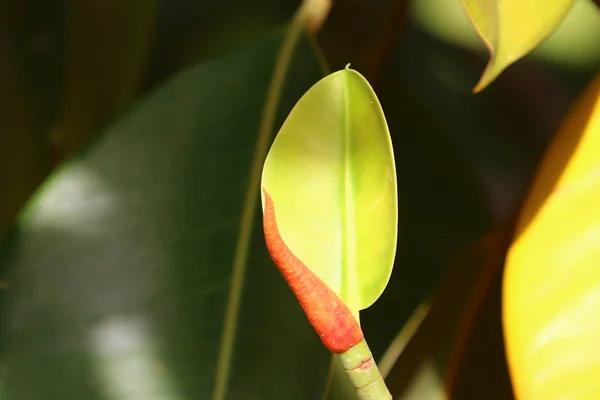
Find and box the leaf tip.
[473,59,505,93]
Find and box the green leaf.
[462,0,575,92]
[0,30,333,399]
[261,67,397,315]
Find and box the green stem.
[338,339,392,400]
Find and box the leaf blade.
[0,31,331,400]
[462,0,575,91]
[504,73,600,399]
[261,68,397,313]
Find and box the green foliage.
[0,0,597,399]
[0,32,332,399]
[262,67,397,315]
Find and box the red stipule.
[262,188,363,354]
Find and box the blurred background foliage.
[0,0,598,398]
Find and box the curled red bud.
[262,188,363,354]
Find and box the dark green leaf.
[0,32,330,399]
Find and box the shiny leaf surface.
[261,67,397,314]
[462,0,575,91]
[504,73,600,399]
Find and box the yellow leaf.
[504,73,600,399]
[462,0,575,92]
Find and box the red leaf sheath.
[261,188,364,354]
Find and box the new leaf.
[261,67,397,317]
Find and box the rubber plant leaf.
[462,0,575,92]
[260,66,397,325]
[0,33,332,400]
[504,72,600,400]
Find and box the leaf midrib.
[341,71,359,316]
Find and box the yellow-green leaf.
[261,67,397,315]
[462,0,575,92]
[504,73,600,399]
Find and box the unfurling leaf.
[260,67,397,400]
[261,67,397,318]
